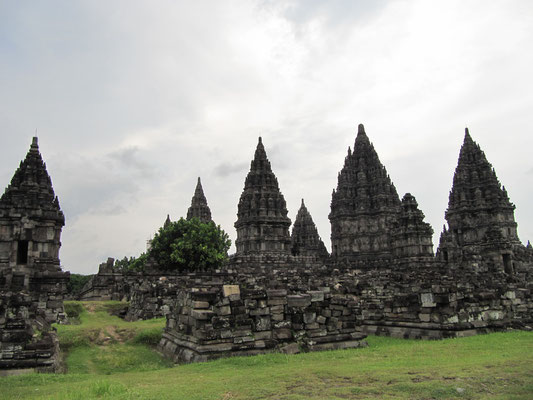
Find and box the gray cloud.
[1,0,533,273]
[214,161,249,178]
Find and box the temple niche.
[233,137,291,261]
[437,129,523,273]
[329,124,402,263]
[186,177,212,223]
[0,137,68,372]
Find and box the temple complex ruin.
[158,125,533,362]
[0,138,68,372]
[4,124,530,369]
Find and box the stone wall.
[0,269,68,372]
[159,283,367,363]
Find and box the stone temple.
[0,138,68,372]
[233,137,292,263]
[186,177,212,223]
[329,124,402,263]
[4,124,531,369]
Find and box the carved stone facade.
[329,124,402,262]
[0,138,68,372]
[437,129,522,273]
[186,177,212,223]
[234,138,291,261]
[391,193,434,261]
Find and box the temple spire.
[164,214,171,228]
[291,199,329,260]
[437,128,519,263]
[330,124,401,262]
[186,177,212,223]
[0,137,63,223]
[234,138,291,257]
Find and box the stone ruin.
[14,124,530,367]
[158,125,533,362]
[0,138,68,373]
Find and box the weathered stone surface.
[233,137,291,261]
[0,138,68,372]
[291,199,329,261]
[329,124,401,262]
[186,177,212,223]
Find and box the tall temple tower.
[329,124,402,262]
[186,177,212,223]
[234,137,291,258]
[0,137,68,371]
[0,137,65,276]
[291,199,329,261]
[437,129,521,271]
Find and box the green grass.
[2,301,533,399]
[54,301,171,376]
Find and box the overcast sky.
[1,1,532,275]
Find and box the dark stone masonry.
[186,177,212,223]
[157,125,533,362]
[2,124,532,370]
[0,138,68,373]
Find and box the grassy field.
[2,301,533,399]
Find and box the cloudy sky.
[1,1,532,275]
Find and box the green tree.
[113,255,147,274]
[66,273,93,296]
[149,218,231,271]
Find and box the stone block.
[308,291,324,302]
[273,320,291,329]
[420,293,436,307]
[273,328,292,340]
[280,343,300,354]
[223,285,240,297]
[418,313,431,322]
[193,301,210,309]
[255,316,271,331]
[217,306,232,316]
[254,330,272,340]
[287,295,311,308]
[250,307,270,316]
[192,310,214,320]
[267,289,287,297]
[271,313,285,322]
[303,312,316,324]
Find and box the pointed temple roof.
[163,214,171,228]
[445,128,515,218]
[291,199,329,259]
[234,137,291,255]
[330,124,401,220]
[329,124,403,261]
[186,177,212,223]
[235,137,290,225]
[437,128,520,262]
[0,137,64,223]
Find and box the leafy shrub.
[64,301,85,323]
[149,217,231,271]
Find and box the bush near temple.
[149,217,231,272]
